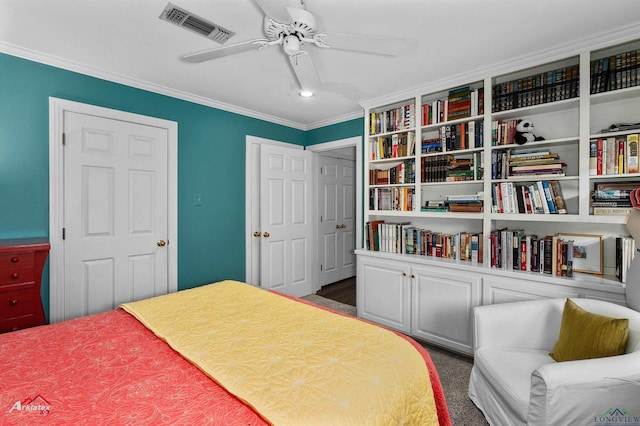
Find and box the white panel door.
[318,155,356,286]
[260,143,313,297]
[63,111,169,320]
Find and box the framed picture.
[557,233,603,275]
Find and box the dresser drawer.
[0,267,35,286]
[0,287,36,320]
[0,252,35,269]
[0,315,36,333]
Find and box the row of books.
[591,180,640,216]
[369,160,415,185]
[422,122,484,154]
[492,65,580,113]
[589,134,639,176]
[369,187,415,211]
[590,48,640,94]
[364,220,484,263]
[421,86,484,125]
[488,230,575,277]
[616,235,637,283]
[370,132,416,160]
[491,148,565,180]
[421,153,483,183]
[370,104,415,135]
[365,222,629,281]
[491,119,529,146]
[492,181,567,215]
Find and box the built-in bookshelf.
[362,37,640,283]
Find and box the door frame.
[306,136,362,290]
[49,97,178,323]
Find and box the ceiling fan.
[177,0,407,97]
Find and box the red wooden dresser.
[0,238,50,333]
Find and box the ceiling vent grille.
[160,3,234,44]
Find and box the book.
[549,181,567,214]
[627,134,639,174]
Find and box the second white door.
[318,155,356,287]
[259,143,314,297]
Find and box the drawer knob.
[10,256,19,263]
[9,298,19,306]
[10,272,19,279]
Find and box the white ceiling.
[1,0,640,130]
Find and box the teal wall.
[305,117,364,146]
[0,52,361,320]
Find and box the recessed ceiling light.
[299,90,314,98]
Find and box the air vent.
[160,3,234,44]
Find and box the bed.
[0,280,450,425]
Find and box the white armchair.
[468,297,640,425]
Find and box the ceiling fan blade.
[289,52,321,94]
[319,33,407,56]
[253,0,291,22]
[182,39,269,63]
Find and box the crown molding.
[360,22,640,110]
[305,109,364,130]
[0,41,310,131]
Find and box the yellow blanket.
[121,280,438,425]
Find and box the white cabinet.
[356,249,626,354]
[356,250,482,354]
[357,255,411,333]
[411,265,481,354]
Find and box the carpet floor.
[301,294,488,425]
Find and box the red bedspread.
[0,295,450,425]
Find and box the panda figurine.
[514,119,544,145]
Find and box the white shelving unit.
[357,36,640,353]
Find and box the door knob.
[253,231,262,237]
[336,224,341,229]
[157,240,166,247]
[263,232,270,238]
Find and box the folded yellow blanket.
[121,280,438,425]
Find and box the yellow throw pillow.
[550,298,629,362]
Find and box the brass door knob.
[263,232,270,238]
[336,224,341,229]
[253,231,262,237]
[157,240,166,247]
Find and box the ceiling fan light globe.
[283,35,300,55]
[299,90,314,98]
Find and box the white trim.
[3,42,306,130]
[306,136,363,251]
[48,97,178,323]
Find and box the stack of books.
[446,194,483,213]
[591,181,640,216]
[508,149,566,178]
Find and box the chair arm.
[528,352,640,426]
[473,299,563,350]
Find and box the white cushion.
[472,347,553,424]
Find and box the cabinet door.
[483,275,580,305]
[411,266,481,354]
[357,256,410,333]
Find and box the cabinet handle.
[10,256,19,263]
[9,298,19,306]
[10,272,19,279]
